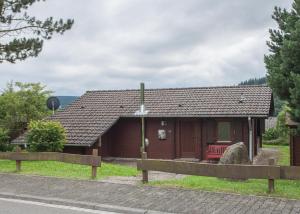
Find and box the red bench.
[206,145,229,160]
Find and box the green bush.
[263,137,289,146]
[263,127,280,141]
[276,105,290,138]
[26,120,66,152]
[263,105,291,145]
[0,128,13,152]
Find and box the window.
[217,122,231,142]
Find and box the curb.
[0,192,173,214]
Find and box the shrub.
[263,127,280,141]
[263,137,289,146]
[26,120,66,152]
[276,105,290,138]
[0,128,13,152]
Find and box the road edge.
[0,192,173,214]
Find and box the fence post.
[268,158,275,193]
[91,149,98,179]
[141,152,148,183]
[16,146,21,172]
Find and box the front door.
[180,120,199,158]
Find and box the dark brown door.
[180,120,197,158]
[146,119,175,159]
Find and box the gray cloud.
[0,0,293,95]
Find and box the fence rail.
[0,148,101,178]
[137,158,300,192]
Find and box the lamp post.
[135,82,149,183]
[135,82,148,152]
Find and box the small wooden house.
[14,85,274,161]
[52,85,274,161]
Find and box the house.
[52,84,274,161]
[14,85,274,161]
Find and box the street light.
[134,82,149,153]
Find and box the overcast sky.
[0,0,293,95]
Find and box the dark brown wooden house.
[15,85,274,161]
[54,85,274,161]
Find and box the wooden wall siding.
[62,117,259,161]
[175,119,180,158]
[100,130,112,157]
[232,120,243,142]
[63,146,86,155]
[242,119,249,152]
[195,121,202,159]
[145,119,175,159]
[100,118,141,158]
[112,118,141,158]
[291,136,300,166]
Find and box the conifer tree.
[0,0,74,63]
[265,0,300,121]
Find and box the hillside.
[57,96,79,109]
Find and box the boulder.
[219,142,250,165]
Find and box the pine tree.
[0,0,74,63]
[265,0,300,121]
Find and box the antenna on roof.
[46,96,60,115]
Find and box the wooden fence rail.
[0,148,101,179]
[137,158,300,193]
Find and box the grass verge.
[0,160,139,180]
[263,144,290,166]
[150,144,300,199]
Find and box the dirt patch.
[101,171,186,185]
[102,158,186,185]
[253,148,280,165]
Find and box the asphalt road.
[0,198,119,214]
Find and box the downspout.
[140,82,145,153]
[248,116,253,162]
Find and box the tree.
[0,0,74,63]
[26,120,66,152]
[0,128,13,151]
[238,77,267,86]
[0,82,52,138]
[265,0,300,122]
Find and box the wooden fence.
[137,158,300,193]
[0,148,101,179]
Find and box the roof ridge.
[86,84,270,93]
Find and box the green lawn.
[0,160,139,180]
[263,144,290,166]
[150,144,300,199]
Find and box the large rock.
[219,142,250,164]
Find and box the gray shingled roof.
[51,85,273,146]
[14,85,273,146]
